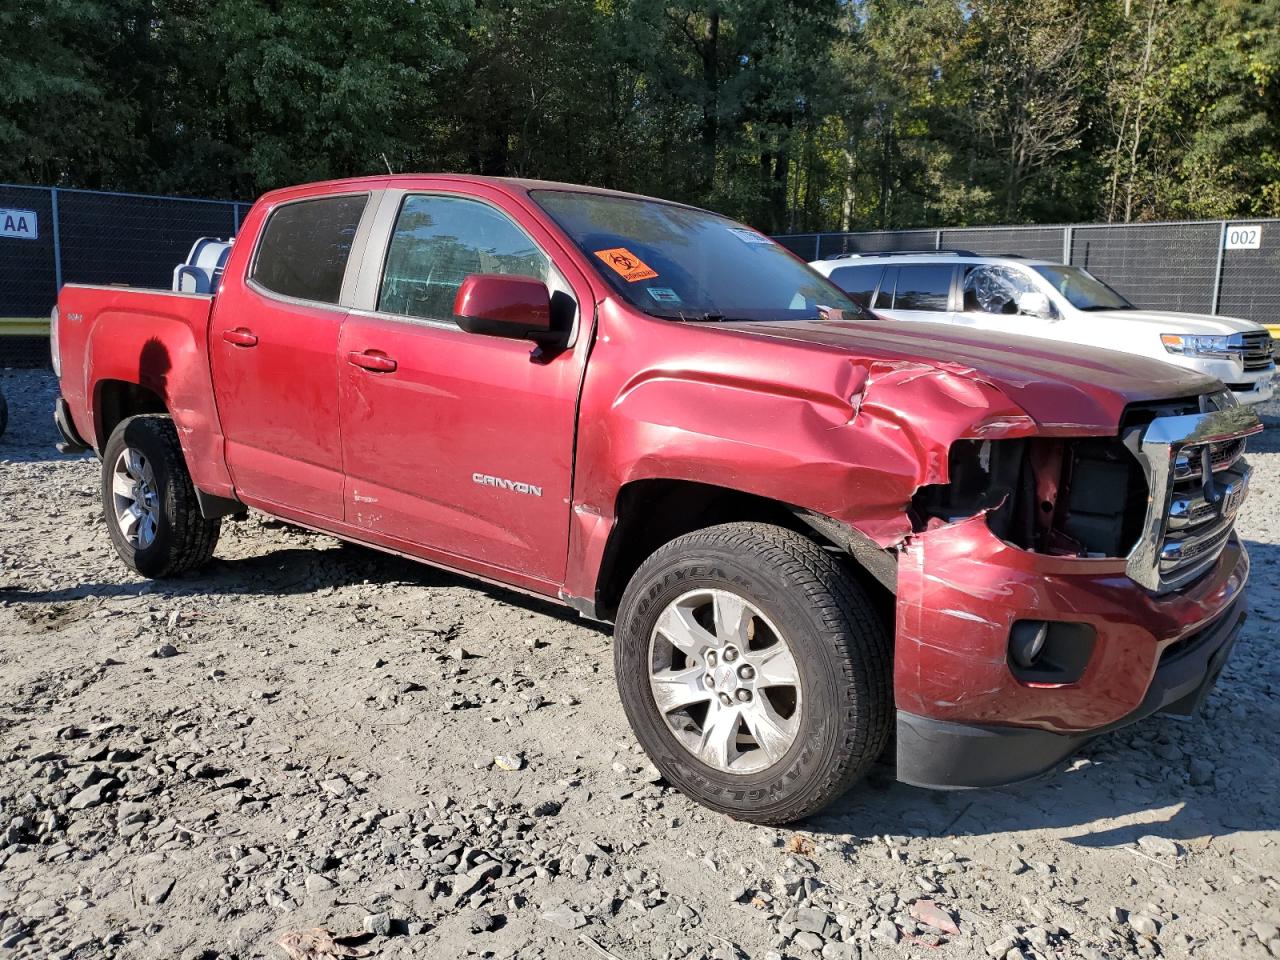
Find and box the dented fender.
[564,301,1066,607]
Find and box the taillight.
[50,305,61,377]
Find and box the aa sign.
[0,209,38,240]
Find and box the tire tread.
[103,415,220,577]
[618,521,893,824]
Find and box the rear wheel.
[101,415,220,578]
[614,522,892,824]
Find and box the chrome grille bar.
[1173,436,1246,480]
[1124,396,1261,593]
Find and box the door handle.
[347,350,398,373]
[222,328,258,347]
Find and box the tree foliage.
[2,0,1277,230]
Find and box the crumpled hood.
[721,318,1219,434]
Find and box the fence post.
[1210,221,1226,314]
[936,229,942,250]
[50,187,64,294]
[1062,225,1072,264]
[233,203,241,235]
[813,234,821,261]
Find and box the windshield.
[1031,264,1133,310]
[532,190,858,321]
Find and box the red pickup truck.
[52,175,1259,824]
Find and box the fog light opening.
[1010,621,1048,668]
[1007,619,1097,685]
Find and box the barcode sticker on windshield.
[595,247,658,282]
[647,287,682,304]
[728,227,772,245]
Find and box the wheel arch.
[590,478,895,623]
[81,302,235,498]
[93,379,168,451]
[93,390,244,520]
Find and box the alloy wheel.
[110,447,160,549]
[647,588,803,775]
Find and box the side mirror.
[1016,290,1054,319]
[453,274,552,340]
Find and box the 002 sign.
[1224,225,1262,250]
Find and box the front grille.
[1241,331,1274,371]
[1173,437,1246,480]
[1124,395,1261,592]
[1158,454,1248,586]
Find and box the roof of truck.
[256,174,705,212]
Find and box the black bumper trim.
[895,598,1246,790]
[53,397,92,454]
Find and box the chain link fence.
[3,186,1277,367]
[1,184,248,367]
[775,219,1280,326]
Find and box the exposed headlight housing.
[1160,333,1239,359]
[50,305,61,377]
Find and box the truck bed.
[56,284,233,497]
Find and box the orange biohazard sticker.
[594,247,659,282]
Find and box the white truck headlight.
[1160,333,1238,359]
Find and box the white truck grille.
[1240,330,1274,372]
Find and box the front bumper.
[1228,370,1274,406]
[897,594,1245,789]
[892,510,1250,789]
[1164,352,1274,406]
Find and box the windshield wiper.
[671,311,742,322]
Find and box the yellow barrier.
[0,317,49,336]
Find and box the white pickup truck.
[811,252,1277,405]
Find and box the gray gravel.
[1,366,1278,960]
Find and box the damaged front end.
[891,390,1260,789]
[910,432,1151,562]
[907,390,1261,587]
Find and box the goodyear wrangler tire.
[101,415,220,578]
[615,522,893,824]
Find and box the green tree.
[967,0,1088,220]
[0,1,123,186]
[4,0,1277,228]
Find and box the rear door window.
[251,194,368,304]
[872,267,897,309]
[891,264,954,311]
[828,265,884,307]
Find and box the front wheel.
[101,415,220,578]
[614,522,893,824]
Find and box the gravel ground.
[1,366,1278,960]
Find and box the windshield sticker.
[647,286,682,304]
[727,227,772,245]
[595,247,659,282]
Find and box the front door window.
[962,265,1039,316]
[378,195,550,323]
